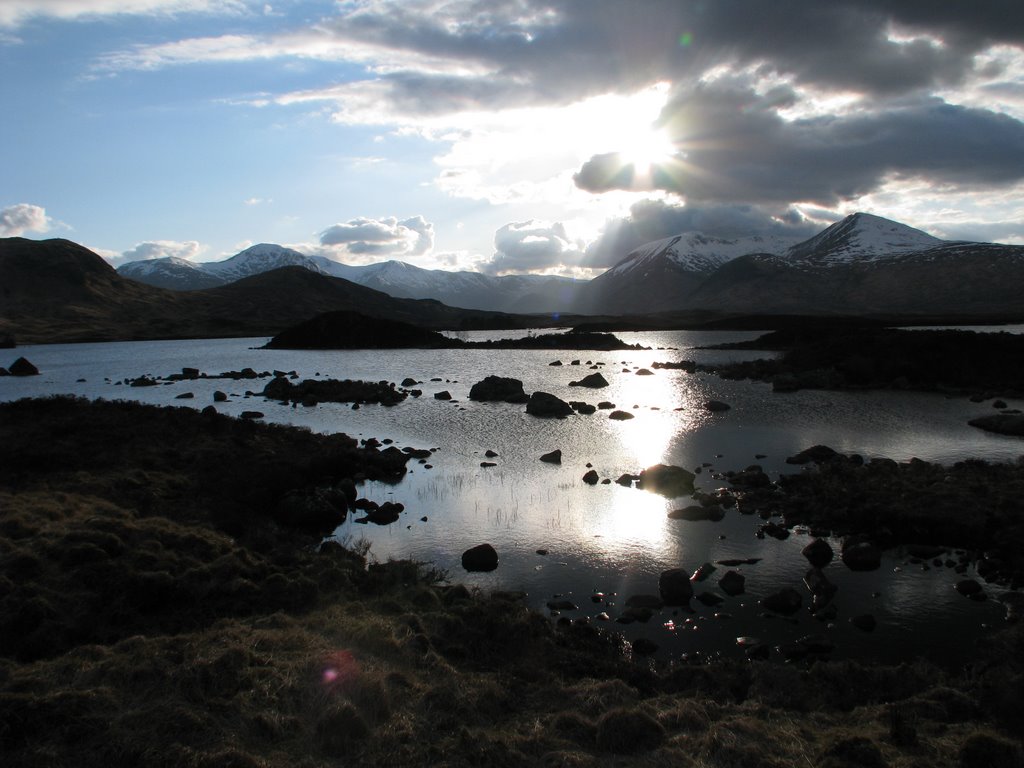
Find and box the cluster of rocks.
[0,356,38,376]
[263,375,408,407]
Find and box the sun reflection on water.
[608,365,704,468]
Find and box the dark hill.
[0,239,531,343]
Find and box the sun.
[621,127,677,175]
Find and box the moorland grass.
[1,397,1022,767]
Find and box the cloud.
[263,1,1024,120]
[114,239,203,266]
[0,203,51,236]
[97,2,1024,114]
[319,215,434,257]
[574,79,1024,205]
[0,0,248,28]
[484,220,584,275]
[582,200,823,269]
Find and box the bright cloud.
[0,0,248,28]
[115,239,203,266]
[320,216,434,257]
[485,220,584,275]
[0,204,51,236]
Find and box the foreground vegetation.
[1,398,1022,767]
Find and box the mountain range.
[0,238,531,343]
[116,213,1024,317]
[119,244,584,314]
[4,213,1023,343]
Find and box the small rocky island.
[264,310,645,351]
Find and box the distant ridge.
[118,243,584,313]
[0,238,530,343]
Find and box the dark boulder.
[357,501,405,525]
[955,579,983,597]
[434,390,452,401]
[462,543,499,572]
[539,449,562,464]
[468,375,529,403]
[8,357,39,376]
[705,400,731,412]
[802,538,834,568]
[608,410,634,420]
[718,570,745,596]
[762,587,803,615]
[658,568,694,605]
[582,469,600,485]
[526,391,573,418]
[637,464,695,497]
[568,372,609,388]
[786,445,841,464]
[842,537,883,571]
[667,505,724,522]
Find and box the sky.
[2,1,1024,277]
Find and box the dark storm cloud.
[484,220,583,274]
[581,200,820,269]
[574,79,1024,204]
[329,0,1024,114]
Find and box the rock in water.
[762,587,803,615]
[8,357,39,376]
[525,391,573,418]
[842,537,883,571]
[539,449,562,464]
[568,372,609,388]
[468,375,528,403]
[658,568,694,605]
[802,538,834,568]
[786,445,841,464]
[718,570,745,596]
[462,543,498,572]
[637,464,695,497]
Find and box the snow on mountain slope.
[117,256,226,290]
[200,243,328,282]
[780,212,947,266]
[608,231,798,278]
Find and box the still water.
[3,329,1021,666]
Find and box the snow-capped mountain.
[119,244,583,313]
[776,212,947,266]
[607,232,798,278]
[574,231,800,314]
[686,213,1024,315]
[200,243,328,282]
[117,256,226,291]
[115,213,1024,318]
